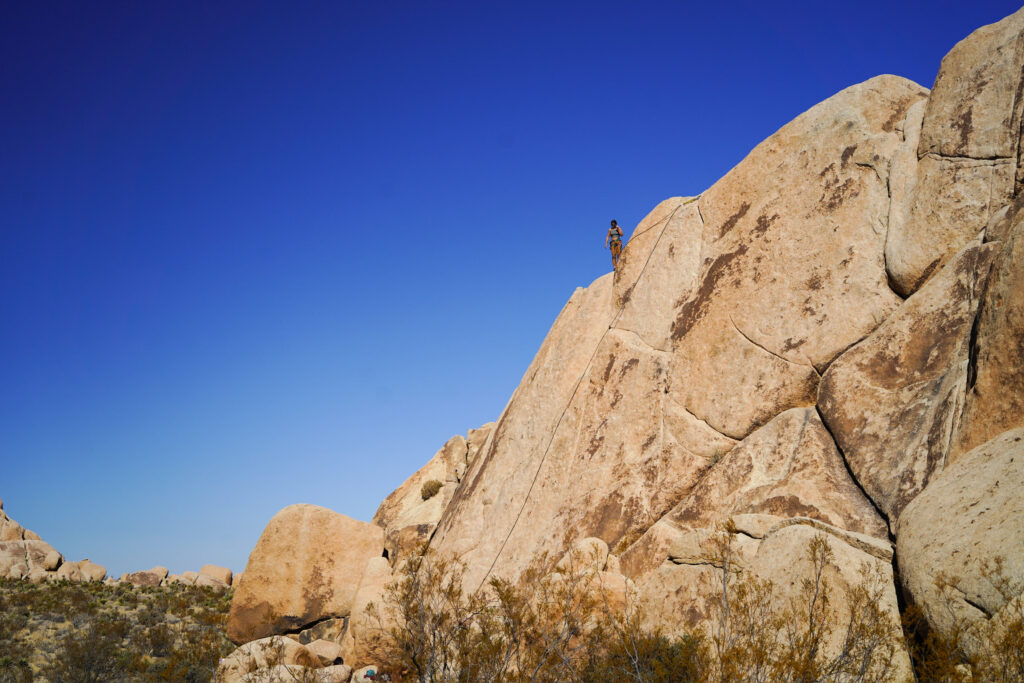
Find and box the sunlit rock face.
[227,7,1024,666]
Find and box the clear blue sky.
[2,1,1019,577]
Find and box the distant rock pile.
[227,7,1024,677]
[0,498,106,583]
[1,498,235,591]
[119,563,235,591]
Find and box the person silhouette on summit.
[606,219,624,269]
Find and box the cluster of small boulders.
[118,563,237,592]
[216,635,384,682]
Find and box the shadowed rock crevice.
[814,405,892,538]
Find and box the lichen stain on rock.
[672,243,749,340]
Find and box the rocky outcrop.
[430,73,924,592]
[660,407,887,538]
[372,424,494,563]
[228,504,384,643]
[227,8,1024,667]
[217,635,353,683]
[897,428,1024,649]
[121,565,169,587]
[0,499,106,583]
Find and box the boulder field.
[1,497,234,590]
[227,7,1024,675]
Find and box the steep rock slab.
[614,198,704,350]
[666,407,888,539]
[372,424,496,564]
[465,422,495,467]
[886,8,1024,295]
[819,237,997,521]
[430,76,922,591]
[889,156,1013,296]
[673,76,922,439]
[430,273,617,588]
[897,428,1024,648]
[633,517,909,679]
[228,504,384,643]
[436,322,717,590]
[954,211,1024,460]
[918,7,1024,162]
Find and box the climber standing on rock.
[606,219,624,269]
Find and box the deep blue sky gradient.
[2,1,1020,576]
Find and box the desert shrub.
[699,524,903,683]
[0,657,32,683]
[374,547,682,683]
[43,616,131,682]
[0,578,234,682]
[581,630,702,682]
[420,479,443,501]
[375,523,926,683]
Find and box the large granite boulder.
[673,76,921,438]
[885,8,1024,295]
[228,504,384,643]
[0,540,62,580]
[897,428,1024,650]
[121,566,168,587]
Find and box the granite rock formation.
[227,8,1024,673]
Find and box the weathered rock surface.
[0,540,62,581]
[430,75,925,593]
[226,9,1024,667]
[200,563,233,586]
[122,566,168,587]
[885,8,1024,295]
[897,428,1024,648]
[674,76,922,438]
[55,559,107,582]
[228,504,384,643]
[0,501,114,583]
[307,639,345,666]
[0,499,42,542]
[664,407,887,538]
[340,556,393,669]
[613,197,703,349]
[216,637,355,683]
[954,210,1024,460]
[820,237,998,520]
